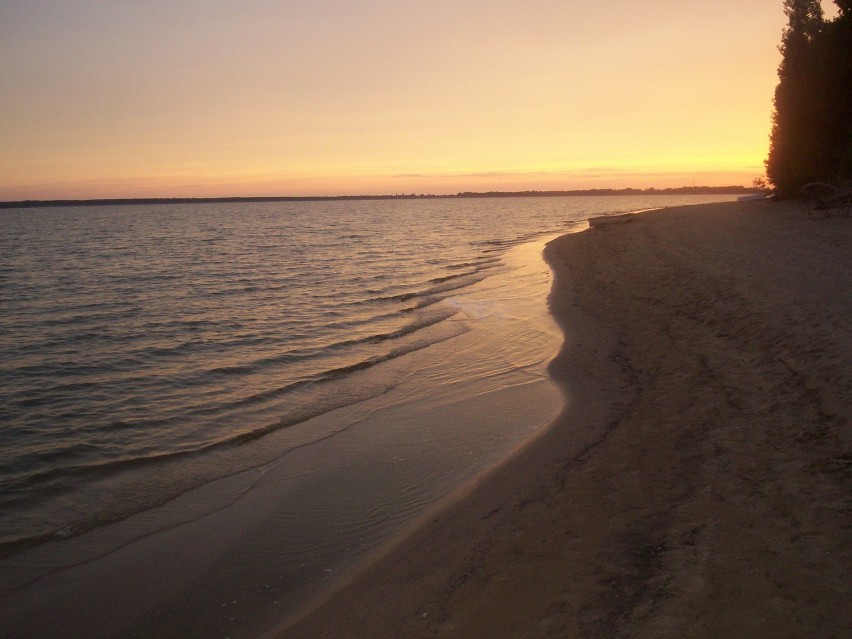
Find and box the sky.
[0,1,840,200]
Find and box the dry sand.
[272,200,850,638]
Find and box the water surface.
[0,195,739,553]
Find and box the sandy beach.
[274,200,850,638]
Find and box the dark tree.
[766,0,852,197]
[824,1,852,179]
[766,0,824,196]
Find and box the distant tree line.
[766,0,852,197]
[0,186,760,209]
[452,186,756,198]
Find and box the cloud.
[579,166,627,173]
[393,170,569,180]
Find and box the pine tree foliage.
[766,0,852,197]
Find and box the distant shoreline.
[0,186,758,209]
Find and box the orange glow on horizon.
[2,1,826,201]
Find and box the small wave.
[428,266,489,284]
[0,322,472,554]
[103,272,181,285]
[186,324,469,450]
[146,339,207,359]
[203,306,459,379]
[445,256,503,270]
[10,384,102,409]
[471,231,556,251]
[321,308,413,331]
[206,283,264,297]
[34,307,140,328]
[359,272,488,306]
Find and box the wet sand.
[275,200,850,638]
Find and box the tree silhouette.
[766,0,824,196]
[766,0,852,197]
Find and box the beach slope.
[275,200,850,638]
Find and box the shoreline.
[0,233,565,639]
[276,200,850,637]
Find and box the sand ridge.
[276,200,850,638]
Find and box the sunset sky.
[0,1,839,200]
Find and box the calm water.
[0,195,738,554]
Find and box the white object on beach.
[588,212,636,228]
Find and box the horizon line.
[0,185,759,209]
